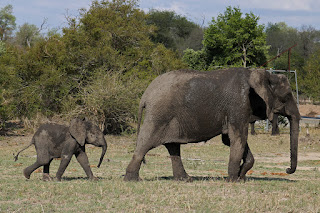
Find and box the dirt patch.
[299,104,320,117]
[255,152,320,171]
[255,152,320,163]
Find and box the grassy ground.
[0,127,320,212]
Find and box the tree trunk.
[243,44,247,67]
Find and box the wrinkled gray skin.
[14,118,107,181]
[124,68,300,182]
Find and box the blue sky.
[1,0,320,33]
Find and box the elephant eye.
[88,133,96,139]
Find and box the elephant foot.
[42,173,53,181]
[23,169,31,179]
[226,175,241,183]
[124,172,142,182]
[55,176,62,181]
[238,174,247,182]
[89,176,99,181]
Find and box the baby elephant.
[14,118,107,181]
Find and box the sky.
[1,0,320,33]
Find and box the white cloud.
[240,0,320,11]
[141,1,188,15]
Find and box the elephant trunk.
[97,142,107,168]
[286,117,300,174]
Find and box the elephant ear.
[69,118,87,146]
[249,69,274,121]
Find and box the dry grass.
[1,127,320,212]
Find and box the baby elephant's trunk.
[97,144,107,168]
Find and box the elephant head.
[249,69,300,174]
[69,118,107,168]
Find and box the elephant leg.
[56,154,73,181]
[223,133,253,181]
[124,139,154,181]
[226,125,248,182]
[124,150,148,181]
[24,150,50,179]
[42,159,53,181]
[75,148,96,180]
[250,122,256,135]
[271,114,280,135]
[23,162,42,179]
[239,144,254,180]
[164,143,191,181]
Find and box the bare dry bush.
[77,71,146,134]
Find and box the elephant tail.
[14,137,35,161]
[137,99,146,164]
[136,99,146,136]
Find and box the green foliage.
[146,10,203,54]
[266,22,299,57]
[301,47,320,101]
[182,48,208,70]
[0,4,16,41]
[203,6,268,68]
[0,40,5,55]
[265,23,320,71]
[265,23,320,100]
[8,35,72,118]
[0,44,19,127]
[81,71,142,133]
[60,0,185,130]
[2,2,320,132]
[15,23,42,47]
[0,0,185,133]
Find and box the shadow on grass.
[146,175,296,182]
[61,176,112,181]
[246,176,296,182]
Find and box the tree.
[265,23,320,71]
[0,5,16,41]
[0,40,5,55]
[3,0,185,133]
[203,6,268,68]
[64,0,185,131]
[266,22,298,56]
[301,47,320,101]
[146,10,203,55]
[15,23,42,48]
[0,43,20,128]
[182,48,208,70]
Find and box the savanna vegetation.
[1,127,320,212]
[0,0,319,132]
[1,0,320,212]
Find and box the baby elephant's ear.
[69,118,86,146]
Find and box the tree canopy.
[0,5,16,41]
[204,6,268,68]
[183,6,268,70]
[0,0,186,132]
[0,2,320,132]
[146,10,203,55]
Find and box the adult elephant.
[124,68,300,182]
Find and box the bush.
[76,71,144,134]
